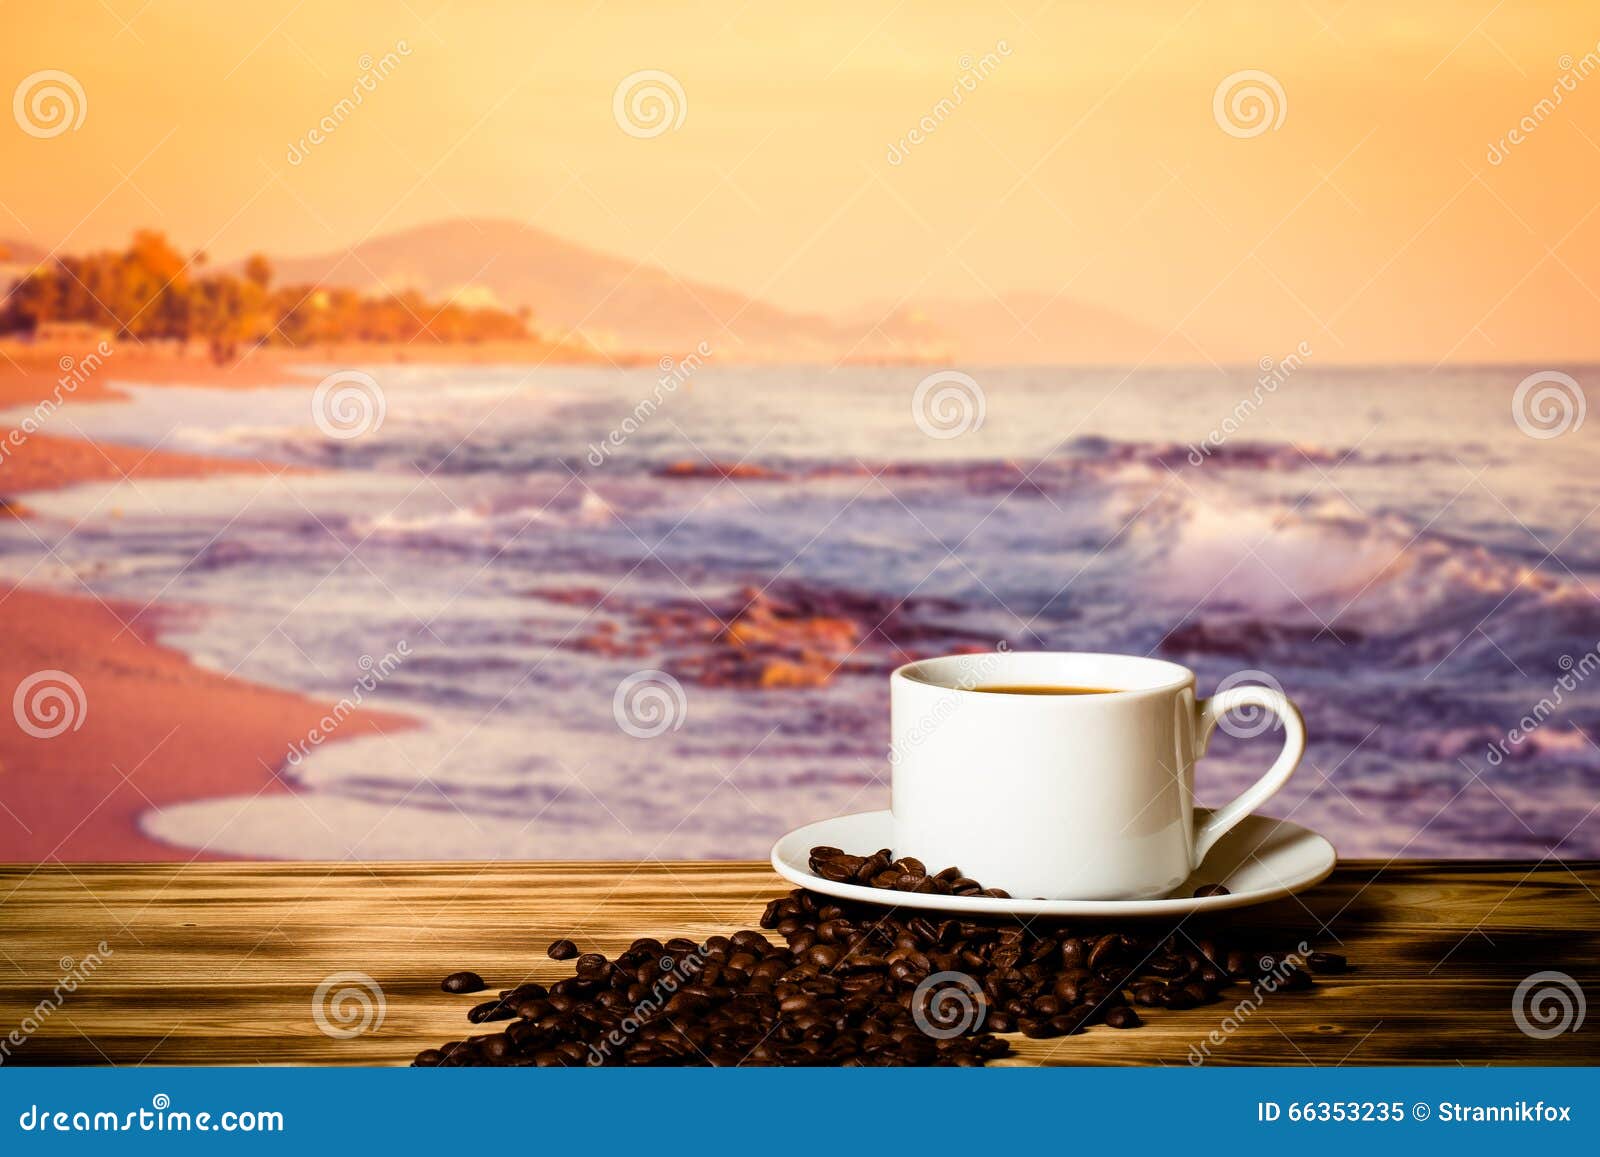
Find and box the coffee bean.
[855,853,891,883]
[805,944,843,969]
[467,998,517,1023]
[1148,953,1186,978]
[1105,1006,1141,1029]
[1280,965,1314,991]
[992,944,1022,970]
[441,970,486,994]
[417,849,1341,1066]
[814,859,855,883]
[1192,883,1231,898]
[1086,933,1122,972]
[1308,951,1347,974]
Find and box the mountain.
[257,218,885,363]
[259,219,1167,365]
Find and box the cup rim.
[891,650,1195,698]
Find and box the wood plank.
[0,861,1595,1066]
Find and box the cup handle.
[1191,684,1305,866]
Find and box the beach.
[0,346,417,860]
[2,351,1596,863]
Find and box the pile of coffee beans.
[413,848,1345,1067]
[808,845,1011,897]
[810,846,1239,901]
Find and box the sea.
[3,361,1596,860]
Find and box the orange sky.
[4,0,1600,363]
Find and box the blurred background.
[0,1,1595,863]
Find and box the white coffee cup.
[890,651,1305,901]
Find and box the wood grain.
[1,860,1595,1066]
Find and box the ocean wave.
[645,435,1434,479]
[358,488,613,540]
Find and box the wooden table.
[1,860,1595,1066]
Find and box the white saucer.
[770,809,1336,917]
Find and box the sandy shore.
[0,338,626,493]
[0,345,420,860]
[0,347,317,493]
[0,585,415,860]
